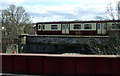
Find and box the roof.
[36,20,120,24]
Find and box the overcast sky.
[0,0,119,22]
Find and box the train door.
[62,24,69,34]
[38,24,45,31]
[97,23,107,34]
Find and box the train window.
[38,24,45,29]
[98,24,101,29]
[38,24,41,29]
[66,24,69,29]
[84,24,92,29]
[103,24,106,29]
[74,24,81,29]
[43,25,45,29]
[112,24,118,29]
[51,25,57,29]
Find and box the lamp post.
[0,9,2,75]
[118,1,120,20]
[0,9,2,53]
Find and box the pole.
[0,9,2,75]
[0,9,2,53]
[118,1,120,20]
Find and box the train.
[36,20,120,35]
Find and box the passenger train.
[36,20,120,35]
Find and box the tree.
[2,5,31,53]
[87,33,120,55]
[106,1,120,28]
[86,1,120,55]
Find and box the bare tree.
[87,33,120,55]
[2,5,31,53]
[86,1,120,55]
[106,1,120,28]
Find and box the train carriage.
[36,20,120,35]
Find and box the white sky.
[0,0,119,22]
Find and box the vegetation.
[2,5,31,53]
[87,1,120,55]
[87,33,120,55]
[1,1,120,54]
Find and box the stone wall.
[19,35,104,54]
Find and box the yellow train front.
[36,20,120,35]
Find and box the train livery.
[36,20,120,35]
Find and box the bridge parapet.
[1,53,120,75]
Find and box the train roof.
[36,20,120,24]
